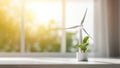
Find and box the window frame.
[0,0,94,57]
[20,0,67,54]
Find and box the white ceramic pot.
[76,52,88,61]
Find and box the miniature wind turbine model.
[66,8,93,45]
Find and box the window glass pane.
[66,0,94,53]
[24,0,62,52]
[0,0,21,52]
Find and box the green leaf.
[76,36,90,53]
[83,36,89,44]
[79,45,83,49]
[78,45,87,53]
[83,42,89,47]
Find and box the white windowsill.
[0,57,119,65]
[0,57,119,68]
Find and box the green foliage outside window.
[0,0,78,52]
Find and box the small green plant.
[76,36,89,53]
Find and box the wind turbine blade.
[82,28,94,40]
[66,25,81,29]
[80,8,87,25]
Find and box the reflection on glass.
[0,0,21,52]
[24,0,62,52]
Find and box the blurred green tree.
[0,0,21,52]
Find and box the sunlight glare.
[25,1,62,25]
